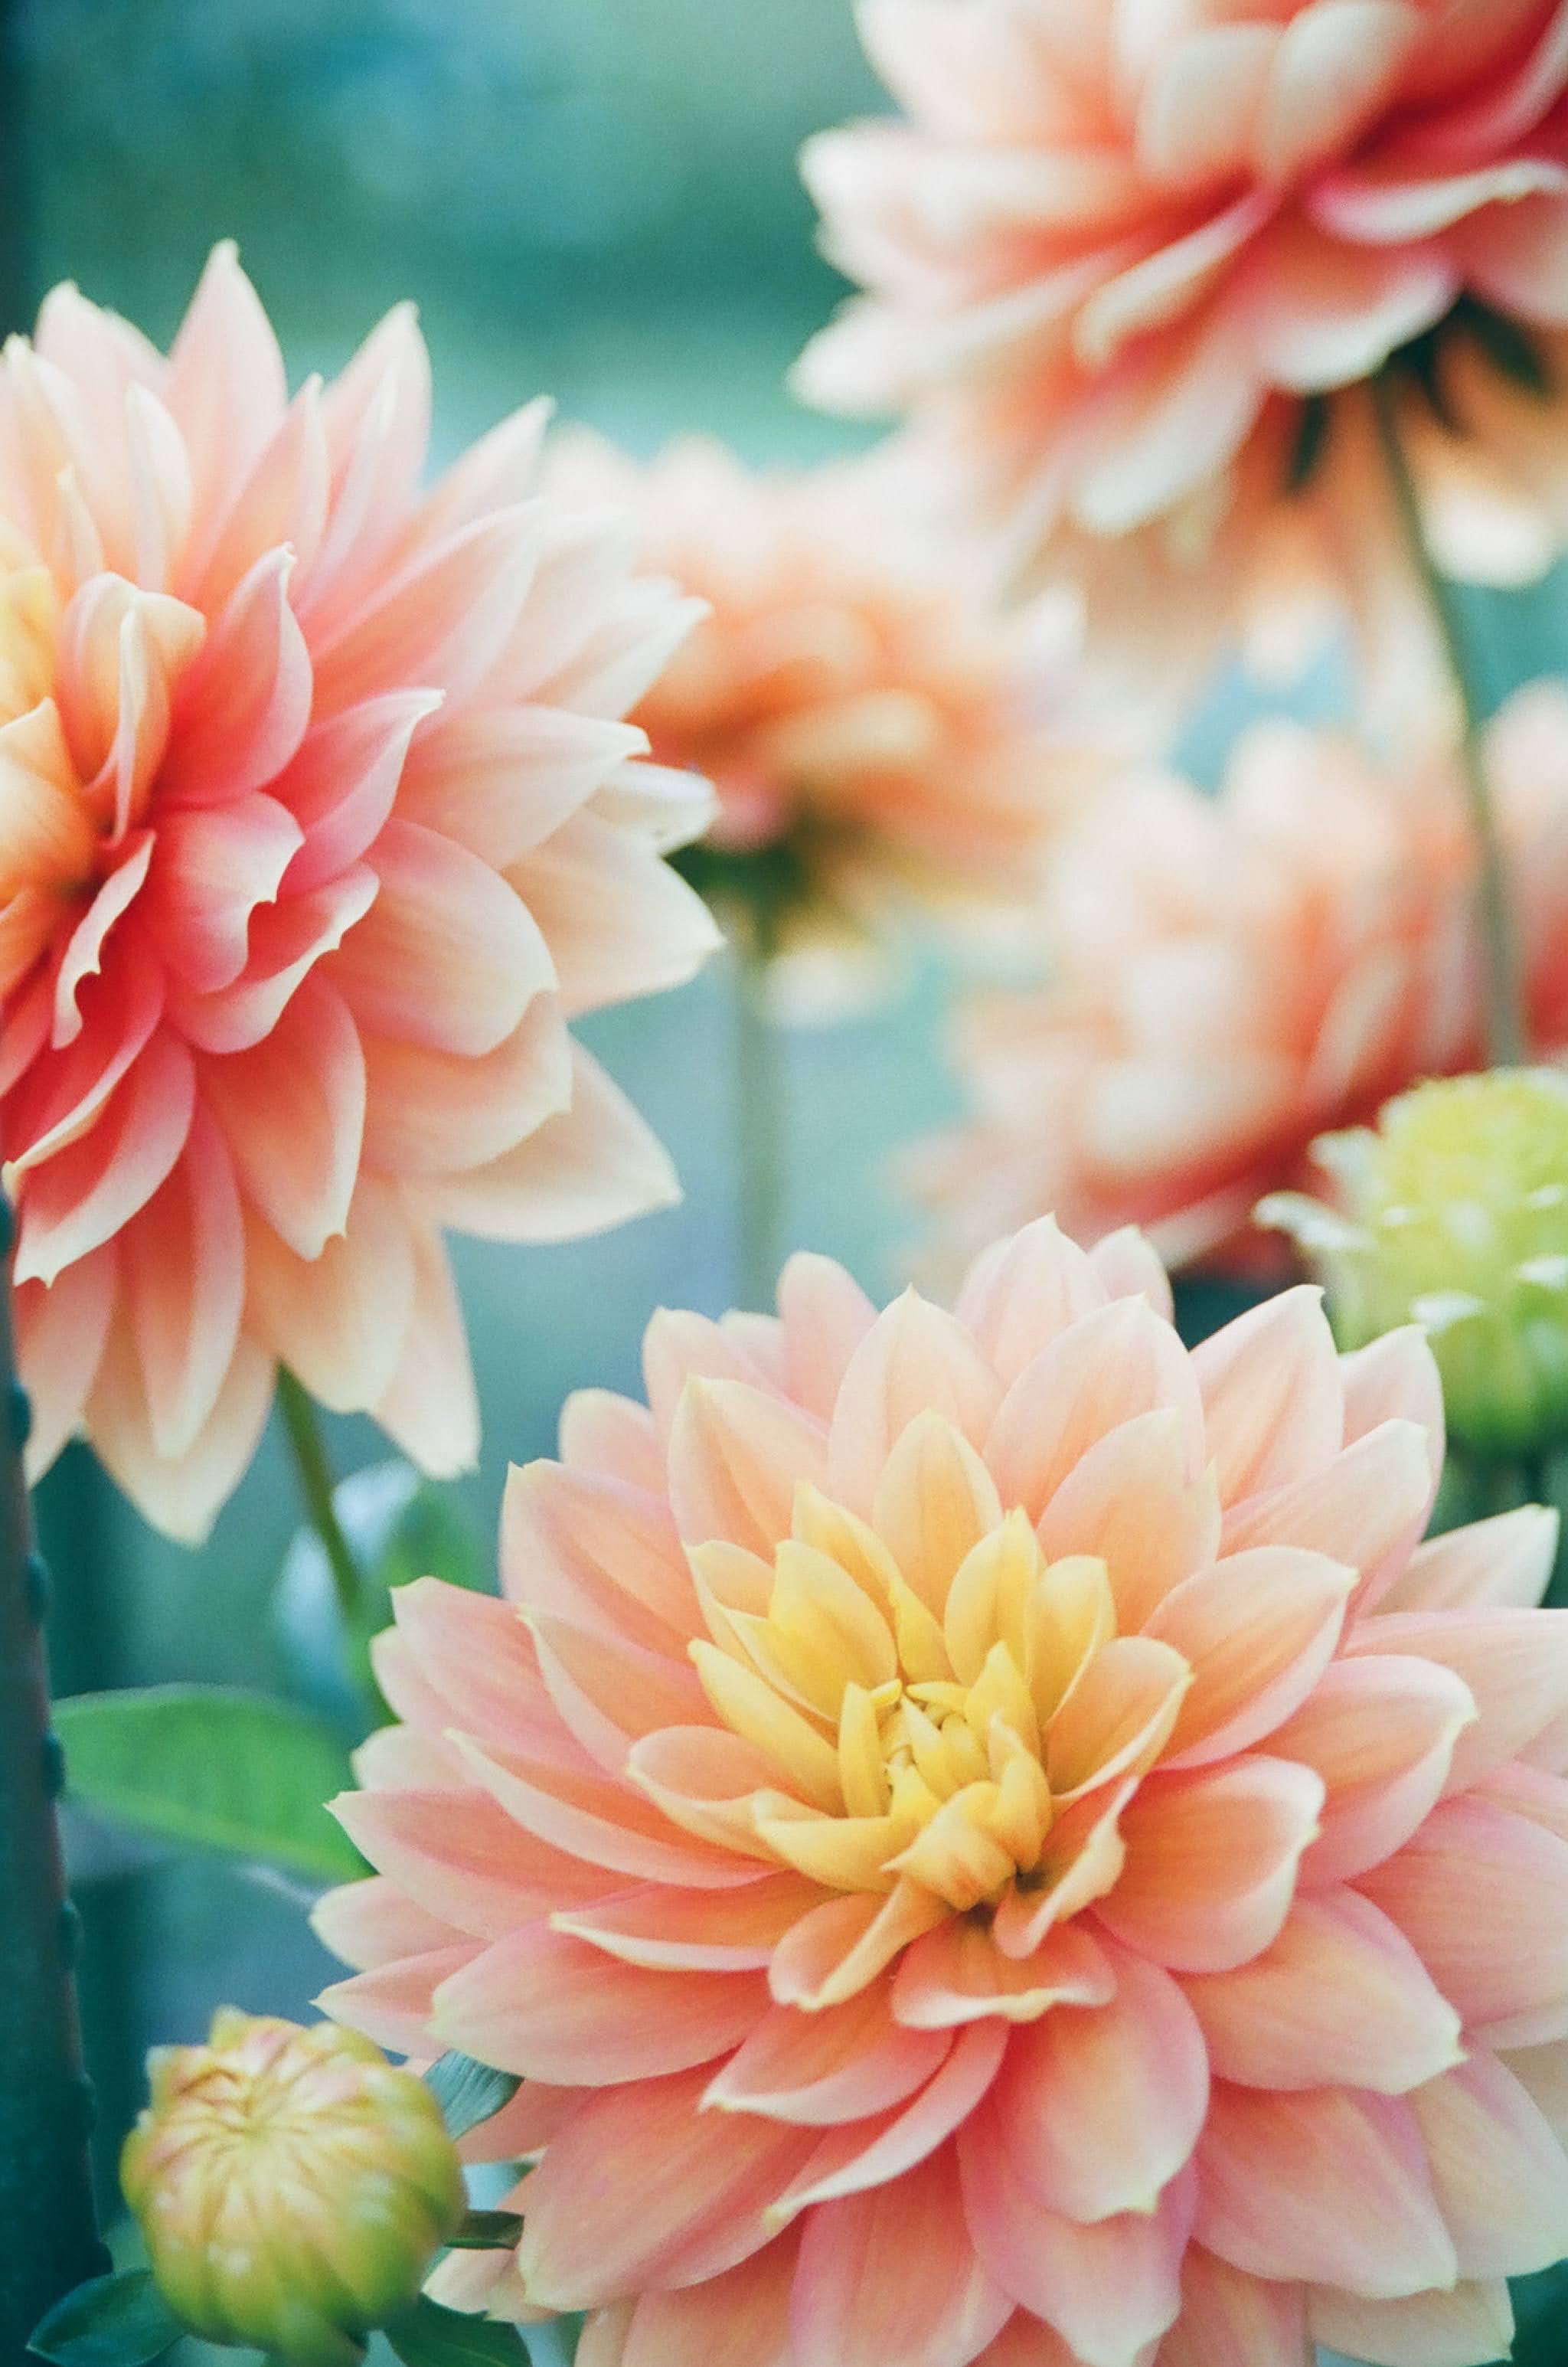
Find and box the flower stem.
[735,912,785,1315]
[1371,374,1525,1067]
[0,1195,106,2356]
[276,1370,366,1637]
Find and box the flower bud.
[1261,1069,1568,1457]
[121,2009,463,2365]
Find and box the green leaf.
[28,2270,181,2365]
[384,2295,531,2365]
[424,2052,522,2142]
[446,2212,524,2251]
[54,1686,364,1884]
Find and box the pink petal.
[668,1376,828,1555]
[1180,1885,1462,2094]
[454,1731,759,1891]
[396,702,642,869]
[371,1223,480,1479]
[1035,1409,1222,1632]
[331,1782,618,1940]
[121,1106,244,1458]
[988,1941,1207,2222]
[954,1215,1107,1385]
[164,244,287,528]
[84,1327,273,1545]
[777,1252,879,1421]
[1194,2084,1455,2297]
[1358,1794,1568,2047]
[52,834,154,1045]
[872,1410,1004,1615]
[1307,2280,1513,2367]
[430,1921,769,2084]
[501,1454,697,1651]
[706,1985,949,2127]
[554,1874,828,1972]
[161,547,312,803]
[1084,1228,1172,1321]
[1096,1755,1325,1973]
[359,994,570,1180]
[315,1944,479,2055]
[172,865,376,1054]
[766,1883,950,2010]
[182,375,330,614]
[1412,2050,1568,2278]
[986,1299,1203,1523]
[14,1251,116,1478]
[557,1386,665,1492]
[891,1918,1116,2029]
[1269,1653,1475,1885]
[200,972,364,1259]
[14,1026,194,1286]
[1148,1547,1354,1769]
[508,809,720,1019]
[146,791,304,993]
[243,1172,416,1416]
[1219,1421,1435,1607]
[276,689,439,895]
[767,2022,1008,2220]
[310,503,545,711]
[1349,1607,1568,1790]
[1191,1286,1343,1503]
[389,1573,590,1760]
[1382,1505,1558,1613]
[1157,2248,1311,2367]
[1044,1634,1192,1800]
[309,1871,459,1970]
[623,2234,798,2367]
[792,2146,1011,2367]
[828,1290,1001,1515]
[428,1041,680,1243]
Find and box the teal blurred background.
[28,0,975,2224]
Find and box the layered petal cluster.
[920,684,1568,1278]
[797,0,1568,705]
[0,247,720,1538]
[319,1214,1568,2367]
[549,433,1116,999]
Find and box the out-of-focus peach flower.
[319,1215,1568,2367]
[0,247,720,1541]
[549,433,1119,1010]
[122,2009,462,2366]
[919,684,1568,1279]
[797,2,1568,711]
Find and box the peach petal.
[162,546,312,802]
[243,1172,415,1416]
[183,375,330,614]
[83,1327,273,1545]
[518,2066,817,2310]
[454,1731,760,1891]
[201,973,364,1260]
[991,1779,1133,1960]
[776,1252,879,1422]
[397,704,640,869]
[1338,1327,1444,1475]
[1218,1420,1435,1598]
[329,818,554,1060]
[329,1783,619,1940]
[766,2020,1008,2220]
[275,688,439,894]
[371,1222,480,1480]
[1190,1286,1343,1503]
[704,1986,949,2125]
[51,834,153,1044]
[430,1921,769,2084]
[792,2146,1011,2367]
[164,244,287,525]
[969,2315,1082,2367]
[1157,2248,1312,2367]
[872,1409,1004,1616]
[147,793,304,994]
[954,1214,1107,1385]
[1268,1653,1475,1885]
[1044,1634,1191,1800]
[1148,1546,1354,1769]
[388,1576,575,1760]
[1179,1885,1462,2094]
[308,1872,460,1971]
[172,865,376,1054]
[767,1882,949,2009]
[1083,1228,1173,1321]
[14,1249,116,1478]
[1034,1408,1222,1631]
[986,1299,1204,1523]
[122,1107,244,1458]
[1358,1794,1568,2047]
[554,1874,828,1970]
[502,1457,697,1651]
[1096,1755,1324,1973]
[1194,2084,1455,2297]
[1307,2280,1514,2367]
[1411,2050,1568,2279]
[988,1941,1208,2222]
[14,1026,194,1286]
[1383,1504,1559,1613]
[531,1610,707,1771]
[828,1290,1001,1514]
[311,503,544,711]
[643,1308,782,1443]
[315,1944,480,2055]
[510,809,720,1019]
[430,1043,681,1244]
[891,1916,1116,2029]
[557,1386,666,1492]
[668,1377,829,1555]
[959,2133,1191,2367]
[1348,1607,1568,1791]
[623,2234,799,2367]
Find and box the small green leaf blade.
[446,2212,524,2251]
[28,2270,182,2365]
[384,2295,532,2365]
[55,1686,364,1884]
[425,2052,522,2142]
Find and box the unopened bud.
[121,2009,463,2365]
[1262,1069,1568,1457]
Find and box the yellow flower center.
[687,1430,1190,1918]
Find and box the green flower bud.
[120,2009,463,2365]
[1261,1069,1568,1459]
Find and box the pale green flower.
[1262,1069,1568,1460]
[121,2009,463,2365]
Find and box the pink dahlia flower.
[919,684,1568,1278]
[0,247,720,1541]
[319,1215,1568,2367]
[547,433,1116,998]
[797,2,1568,698]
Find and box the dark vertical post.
[0,1192,104,2357]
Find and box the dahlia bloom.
[318,1215,1568,2367]
[0,246,720,1540]
[920,683,1568,1278]
[549,433,1112,1000]
[122,2009,462,2367]
[797,1,1568,701]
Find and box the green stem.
[1371,375,1525,1067]
[276,1371,365,1636]
[0,1195,106,2354]
[734,911,785,1316]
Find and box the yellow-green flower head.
[120,2009,463,2366]
[1261,1069,1568,1459]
